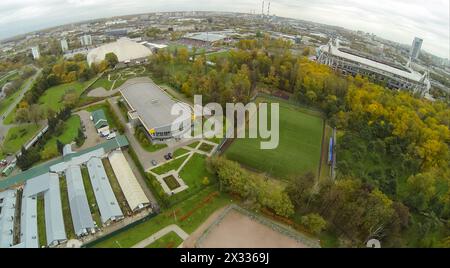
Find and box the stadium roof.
[65,165,95,237]
[0,190,17,248]
[21,173,66,247]
[87,38,152,66]
[319,42,424,82]
[108,150,149,211]
[120,81,191,131]
[87,157,123,224]
[184,32,226,43]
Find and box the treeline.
[16,107,72,170]
[148,37,450,247]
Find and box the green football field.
[224,97,324,180]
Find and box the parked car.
[164,154,170,160]
[106,132,117,140]
[168,153,173,159]
[151,160,158,166]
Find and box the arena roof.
[87,38,152,66]
[120,81,191,131]
[319,42,424,82]
[184,32,226,43]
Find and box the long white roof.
[0,190,17,248]
[108,150,149,211]
[320,43,424,82]
[87,38,152,66]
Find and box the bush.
[300,213,327,235]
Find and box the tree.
[56,139,65,155]
[15,107,30,123]
[105,52,119,68]
[29,104,43,125]
[286,172,316,212]
[300,213,327,235]
[63,89,79,108]
[75,128,85,147]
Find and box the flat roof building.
[108,150,149,212]
[21,173,67,247]
[0,190,17,248]
[87,157,123,225]
[120,80,192,140]
[65,165,95,237]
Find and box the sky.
[0,0,448,58]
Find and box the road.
[0,67,41,140]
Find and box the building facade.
[31,46,40,60]
[80,34,92,46]
[411,37,423,60]
[317,40,430,96]
[60,39,69,52]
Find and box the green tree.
[105,52,119,68]
[300,213,327,235]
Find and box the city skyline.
[0,0,448,58]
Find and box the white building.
[411,37,423,60]
[80,35,92,47]
[31,46,40,60]
[60,39,69,52]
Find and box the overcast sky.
[0,0,448,58]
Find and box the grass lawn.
[37,195,47,247]
[41,115,81,158]
[198,142,214,154]
[163,175,181,190]
[179,154,215,189]
[145,231,183,248]
[102,158,132,216]
[224,97,324,180]
[187,141,200,149]
[151,155,189,175]
[90,77,113,91]
[173,147,190,158]
[0,77,30,116]
[1,124,41,154]
[81,167,102,227]
[91,186,232,248]
[59,176,76,239]
[37,79,94,112]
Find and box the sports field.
[224,97,324,180]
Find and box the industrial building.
[17,173,67,248]
[317,40,431,96]
[87,38,152,66]
[86,157,123,225]
[180,32,228,47]
[108,150,149,212]
[65,165,95,237]
[120,81,192,140]
[0,190,17,248]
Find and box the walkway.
[131,224,189,248]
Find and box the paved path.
[131,224,189,248]
[0,67,41,140]
[75,110,103,151]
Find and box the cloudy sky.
[0,0,448,58]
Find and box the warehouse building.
[0,190,17,248]
[180,32,228,47]
[121,81,192,141]
[108,150,149,212]
[65,165,95,237]
[87,157,123,225]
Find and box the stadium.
[120,80,193,141]
[317,40,431,96]
[87,38,152,66]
